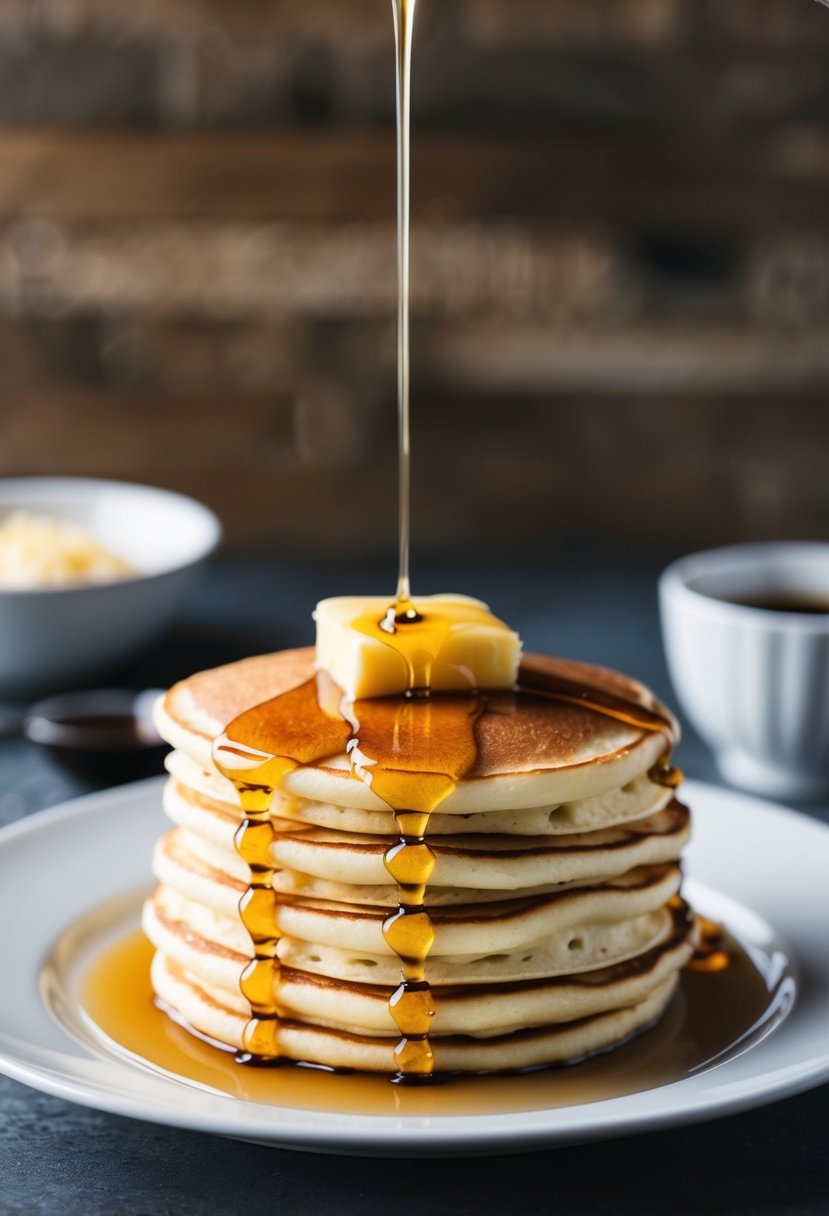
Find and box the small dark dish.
[18,688,167,783]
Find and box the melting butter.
[314,594,522,699]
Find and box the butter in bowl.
[0,478,221,695]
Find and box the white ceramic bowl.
[0,478,221,695]
[660,542,829,801]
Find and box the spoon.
[0,688,168,783]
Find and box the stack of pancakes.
[144,648,695,1074]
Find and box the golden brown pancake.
[156,650,676,812]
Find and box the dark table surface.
[2,545,828,1216]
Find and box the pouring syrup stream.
[392,0,417,613]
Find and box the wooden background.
[1,0,829,556]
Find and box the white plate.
[0,777,827,1156]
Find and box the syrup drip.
[649,752,684,790]
[351,597,503,694]
[688,914,732,973]
[391,0,417,608]
[347,689,484,1080]
[518,666,675,739]
[213,676,350,1062]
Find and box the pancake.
[163,750,675,837]
[145,865,681,984]
[148,905,693,1037]
[161,780,690,893]
[151,950,682,1073]
[146,647,694,1075]
[155,649,677,812]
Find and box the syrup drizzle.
[347,690,484,1080]
[205,0,698,1081]
[350,597,508,694]
[688,914,732,973]
[214,677,350,1061]
[518,665,674,739]
[213,634,683,1080]
[392,0,417,608]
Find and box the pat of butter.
[314,594,522,699]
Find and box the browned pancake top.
[165,648,673,777]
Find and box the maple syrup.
[688,915,733,974]
[211,647,693,1081]
[78,912,792,1116]
[213,676,351,1062]
[350,691,484,1079]
[82,0,727,1087]
[391,0,417,611]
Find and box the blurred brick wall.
[0,0,828,554]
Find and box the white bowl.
[0,478,221,695]
[660,542,829,801]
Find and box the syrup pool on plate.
[77,897,793,1118]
